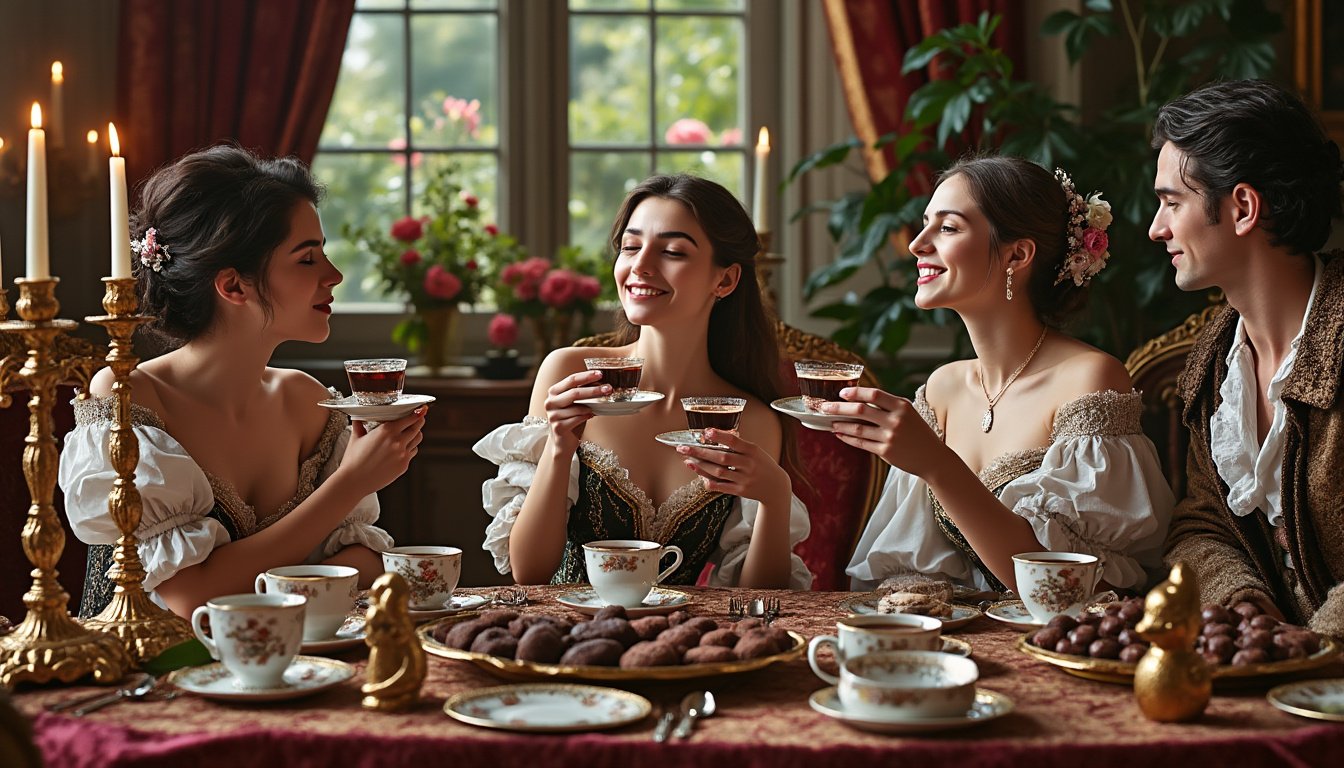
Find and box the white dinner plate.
[317,393,436,423]
[166,656,354,702]
[575,391,665,416]
[654,429,736,452]
[836,596,983,632]
[555,587,692,617]
[300,617,368,654]
[1267,679,1344,721]
[444,683,651,732]
[808,686,1012,733]
[770,396,876,431]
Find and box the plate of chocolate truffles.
[1018,597,1340,685]
[418,605,805,681]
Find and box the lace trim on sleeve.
[73,396,166,430]
[912,386,943,438]
[1051,390,1143,440]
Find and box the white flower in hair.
[130,227,172,272]
[1085,193,1113,230]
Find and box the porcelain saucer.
[575,391,664,416]
[301,617,367,654]
[1267,679,1344,721]
[317,393,436,424]
[808,686,1013,733]
[444,683,651,732]
[654,429,736,453]
[983,600,1045,631]
[408,594,492,622]
[555,587,692,617]
[836,596,983,632]
[166,656,355,702]
[770,396,877,431]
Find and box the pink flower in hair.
[1081,228,1108,257]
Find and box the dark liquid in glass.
[798,372,858,410]
[348,369,405,395]
[685,405,743,432]
[594,365,642,400]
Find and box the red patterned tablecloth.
[12,587,1344,768]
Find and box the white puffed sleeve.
[997,433,1174,591]
[472,417,580,575]
[58,420,224,593]
[845,465,987,592]
[707,493,813,589]
[311,425,395,559]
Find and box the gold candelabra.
[0,278,131,687]
[755,230,784,314]
[80,278,194,662]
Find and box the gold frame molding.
[1294,0,1344,148]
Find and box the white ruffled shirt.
[58,398,392,606]
[1210,256,1323,528]
[847,388,1174,593]
[472,417,814,589]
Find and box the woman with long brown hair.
[475,174,811,589]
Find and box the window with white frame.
[316,0,765,309]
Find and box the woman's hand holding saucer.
[341,406,427,494]
[821,387,946,477]
[676,429,790,502]
[544,369,611,455]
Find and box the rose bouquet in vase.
[493,245,612,365]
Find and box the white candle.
[26,104,49,280]
[49,62,64,149]
[85,130,99,180]
[752,126,770,232]
[109,124,131,279]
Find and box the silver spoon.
[46,673,154,714]
[70,675,160,716]
[672,690,716,739]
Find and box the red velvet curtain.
[116,0,355,194]
[823,0,1023,183]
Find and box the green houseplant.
[790,0,1282,392]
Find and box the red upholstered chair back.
[572,322,883,590]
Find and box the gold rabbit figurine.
[1133,562,1212,722]
[361,572,427,712]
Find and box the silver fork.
[492,587,529,607]
[765,596,782,623]
[727,596,745,619]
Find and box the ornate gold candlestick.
[0,278,130,687]
[81,278,194,663]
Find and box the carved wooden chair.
[1124,301,1225,499]
[573,321,885,590]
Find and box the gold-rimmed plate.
[1267,679,1344,721]
[444,683,651,732]
[1016,634,1342,686]
[418,612,805,681]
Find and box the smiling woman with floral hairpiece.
[841,156,1174,596]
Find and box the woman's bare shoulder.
[1047,341,1134,401]
[923,359,972,403]
[90,358,169,414]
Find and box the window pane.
[411,14,498,148]
[412,0,496,8]
[655,0,743,10]
[570,151,650,254]
[313,152,408,304]
[655,16,741,150]
[321,15,406,148]
[570,15,651,145]
[655,150,744,201]
[357,0,405,9]
[415,153,501,223]
[571,0,650,10]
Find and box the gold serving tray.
[417,611,805,682]
[1016,634,1341,686]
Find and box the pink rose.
[484,223,499,237]
[515,280,538,301]
[399,249,422,267]
[387,137,423,168]
[460,191,479,208]
[390,216,423,243]
[540,269,579,308]
[718,127,743,146]
[576,275,601,301]
[465,259,478,271]
[423,265,462,301]
[443,96,482,138]
[664,118,711,145]
[487,313,519,349]
[501,263,523,286]
[1081,228,1108,257]
[521,257,551,284]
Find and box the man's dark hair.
[1152,79,1343,255]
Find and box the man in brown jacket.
[1150,79,1344,639]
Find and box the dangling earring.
[1005,267,1014,302]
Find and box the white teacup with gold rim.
[254,564,359,641]
[807,614,943,685]
[381,546,462,610]
[836,649,979,720]
[582,539,683,608]
[190,593,306,689]
[1012,551,1100,624]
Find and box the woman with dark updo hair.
[843,156,1173,595]
[59,145,424,618]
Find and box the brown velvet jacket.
[1166,254,1344,638]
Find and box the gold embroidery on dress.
[577,441,723,544]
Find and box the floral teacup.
[837,650,978,720]
[254,564,359,641]
[191,593,305,689]
[582,539,683,608]
[1013,551,1100,624]
[807,614,943,685]
[381,546,462,610]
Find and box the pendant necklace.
[978,328,1048,433]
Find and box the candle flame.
[756,127,770,150]
[31,103,42,129]
[87,129,98,144]
[0,137,5,151]
[51,61,64,83]
[108,123,121,157]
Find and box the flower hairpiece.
[131,227,172,273]
[1054,169,1111,287]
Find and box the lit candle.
[26,104,49,280]
[85,129,98,180]
[752,127,770,232]
[109,124,131,279]
[49,62,64,149]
